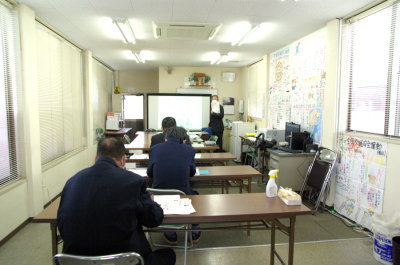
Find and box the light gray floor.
[0,179,383,265]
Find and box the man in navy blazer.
[150,116,191,147]
[57,137,175,265]
[147,126,201,244]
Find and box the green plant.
[204,75,211,83]
[189,73,198,82]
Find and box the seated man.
[147,126,201,244]
[150,116,191,147]
[57,137,175,265]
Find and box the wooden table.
[104,128,132,136]
[127,152,236,165]
[124,131,219,151]
[130,165,261,193]
[32,193,311,265]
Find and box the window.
[345,1,400,136]
[36,23,85,164]
[123,94,144,120]
[92,60,113,141]
[0,2,20,187]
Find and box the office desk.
[131,165,260,193]
[127,152,236,165]
[32,193,311,265]
[267,149,315,191]
[104,128,132,137]
[124,131,219,151]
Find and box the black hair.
[161,117,176,129]
[164,126,187,143]
[97,137,126,160]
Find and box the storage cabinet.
[267,150,315,191]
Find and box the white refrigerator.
[229,122,256,162]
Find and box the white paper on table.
[153,195,196,215]
[129,168,147,177]
[191,143,204,147]
[130,154,149,159]
[211,101,220,113]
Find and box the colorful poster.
[334,135,387,230]
[268,28,326,144]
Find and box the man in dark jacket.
[147,126,201,244]
[57,137,175,265]
[150,116,191,147]
[209,95,225,151]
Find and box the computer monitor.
[285,122,301,142]
[290,131,310,151]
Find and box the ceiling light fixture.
[113,18,136,44]
[208,24,222,40]
[231,23,264,46]
[210,53,229,65]
[131,51,145,63]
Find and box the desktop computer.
[289,131,311,151]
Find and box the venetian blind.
[346,1,400,136]
[0,2,20,187]
[92,59,113,142]
[36,23,85,165]
[246,61,265,119]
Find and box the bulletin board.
[334,135,387,230]
[268,28,327,144]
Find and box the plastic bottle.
[266,169,279,197]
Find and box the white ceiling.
[17,0,377,70]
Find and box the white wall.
[112,70,159,113]
[158,66,243,122]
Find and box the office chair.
[146,188,192,265]
[299,147,337,214]
[53,252,144,265]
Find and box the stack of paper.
[192,143,205,147]
[153,195,196,215]
[128,168,147,177]
[130,154,149,159]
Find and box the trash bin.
[393,236,400,265]
[372,214,400,265]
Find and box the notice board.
[334,135,387,229]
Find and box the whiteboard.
[177,88,217,95]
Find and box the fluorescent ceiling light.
[113,18,136,44]
[232,23,270,46]
[208,24,222,40]
[210,53,230,65]
[131,51,145,63]
[230,22,252,46]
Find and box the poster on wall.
[334,135,387,230]
[223,97,234,114]
[268,28,327,144]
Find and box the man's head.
[211,95,219,101]
[96,137,126,168]
[164,126,187,144]
[161,117,177,131]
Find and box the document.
[130,154,149,159]
[192,143,204,147]
[153,195,196,215]
[128,168,147,177]
[195,169,209,175]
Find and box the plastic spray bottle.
[266,169,279,197]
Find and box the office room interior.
[1,0,400,264]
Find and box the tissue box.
[278,188,302,206]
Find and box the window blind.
[0,2,20,187]
[247,61,265,119]
[346,1,400,136]
[36,23,85,164]
[92,59,113,142]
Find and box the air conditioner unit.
[153,21,221,40]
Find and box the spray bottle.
[266,169,279,197]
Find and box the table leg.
[270,221,276,265]
[247,177,252,193]
[50,223,58,256]
[288,216,296,265]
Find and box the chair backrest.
[53,252,144,265]
[146,187,186,195]
[305,147,337,190]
